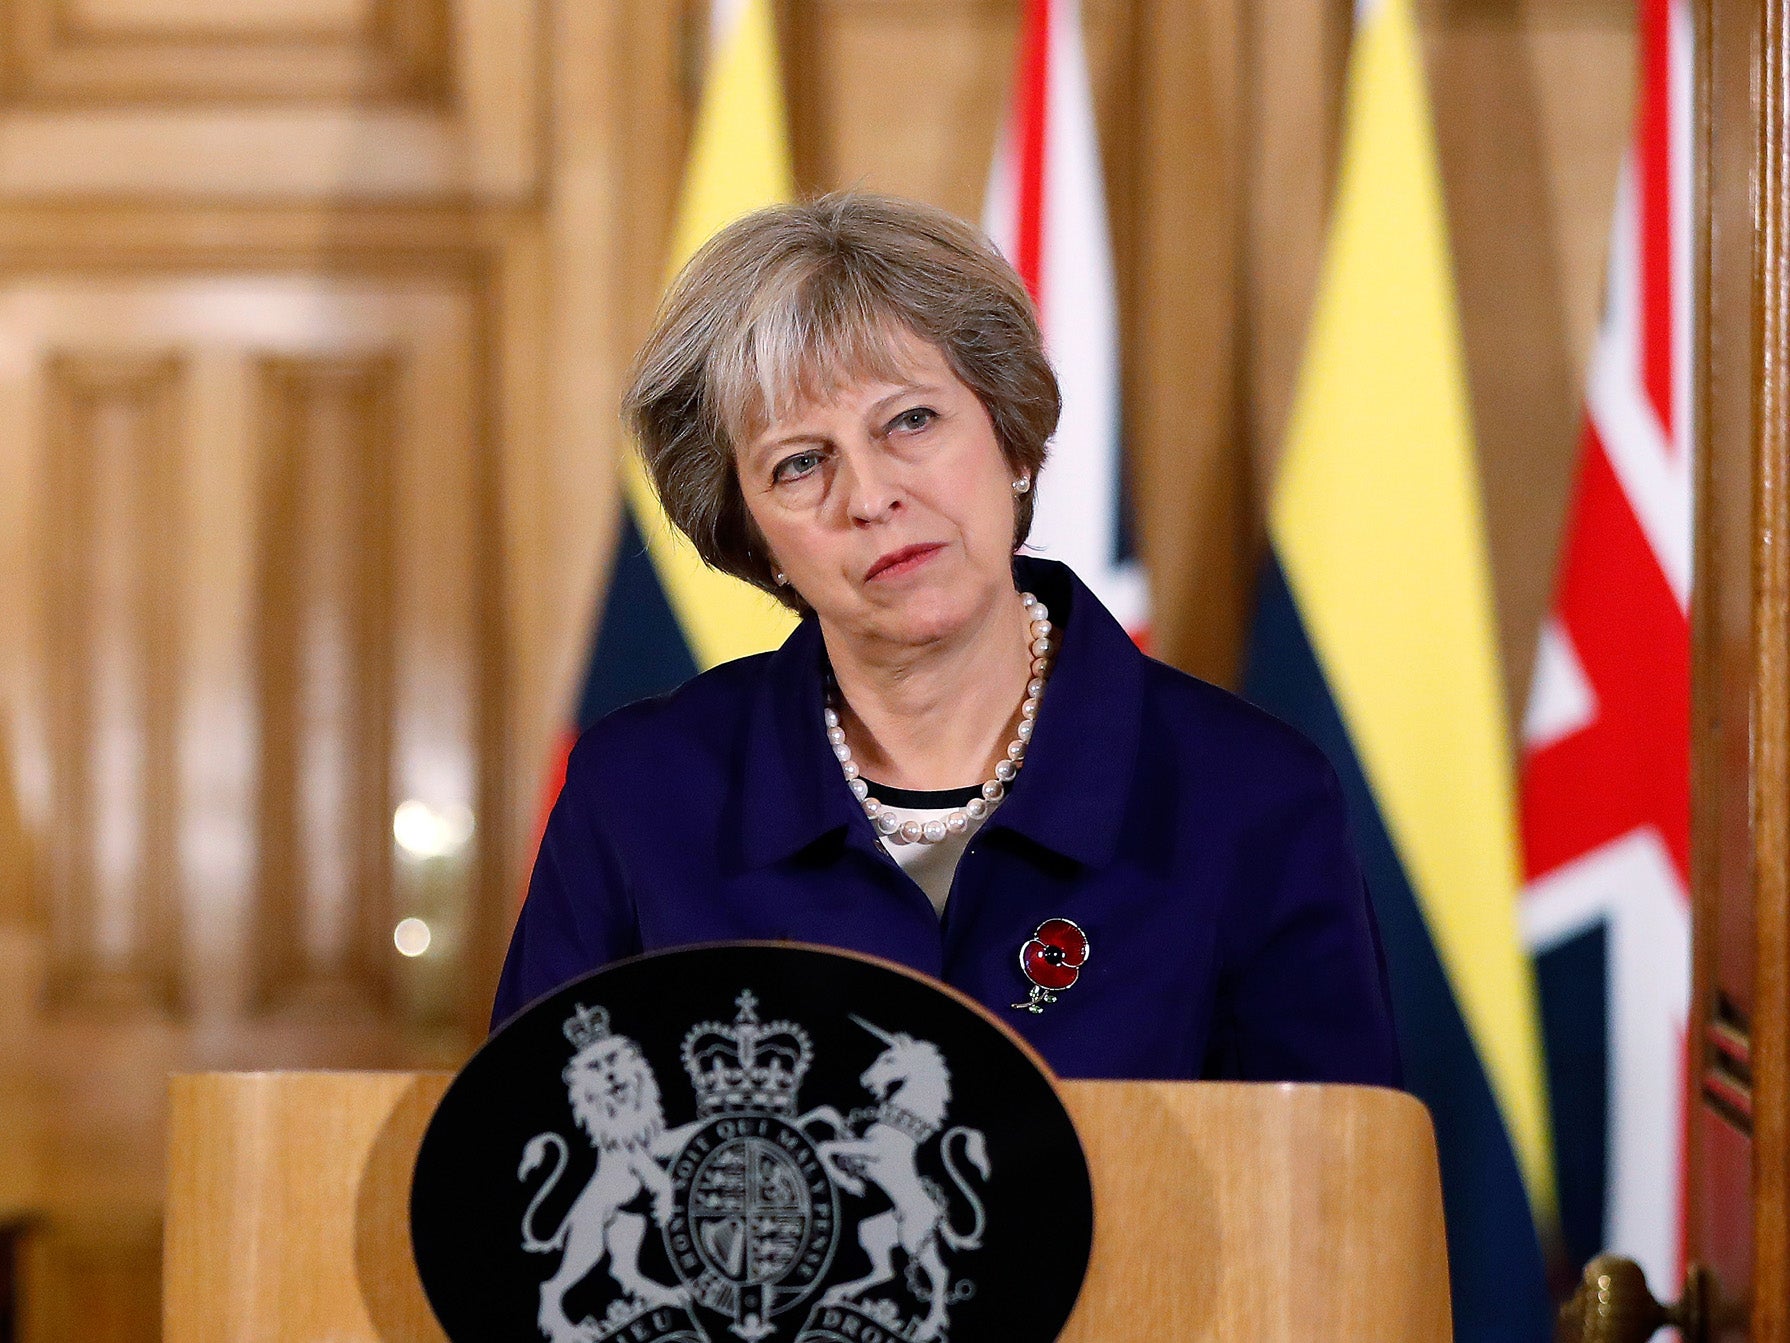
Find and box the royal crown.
[562,1002,613,1051]
[681,991,813,1117]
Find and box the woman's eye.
[891,407,936,433]
[772,450,823,484]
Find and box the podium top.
[164,1072,1449,1343]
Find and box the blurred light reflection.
[392,799,473,858]
[393,916,432,957]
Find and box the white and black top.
[862,781,990,917]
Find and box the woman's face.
[736,331,1021,652]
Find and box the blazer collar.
[735,615,862,872]
[734,557,1145,872]
[983,557,1144,868]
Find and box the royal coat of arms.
[411,946,1091,1343]
[515,992,991,1343]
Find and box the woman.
[493,193,1399,1085]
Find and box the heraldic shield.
[412,944,1092,1343]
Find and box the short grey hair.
[622,192,1060,609]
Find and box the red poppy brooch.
[1012,917,1090,1014]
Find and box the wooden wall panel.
[0,913,48,1228]
[18,1221,159,1343]
[252,356,398,1012]
[784,0,1015,218]
[0,1,545,1337]
[0,244,516,1342]
[41,354,183,1013]
[0,0,452,104]
[0,0,536,201]
[1240,0,1351,488]
[1123,0,1246,680]
[381,287,488,1032]
[0,727,36,920]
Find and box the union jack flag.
[1518,0,1693,1296]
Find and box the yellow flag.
[622,0,798,669]
[1269,0,1555,1219]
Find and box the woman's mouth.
[865,543,945,582]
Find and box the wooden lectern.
[163,1073,1451,1341]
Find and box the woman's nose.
[841,453,902,523]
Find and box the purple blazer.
[493,558,1400,1086]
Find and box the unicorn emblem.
[813,1017,991,1342]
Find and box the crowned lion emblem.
[518,1004,703,1342]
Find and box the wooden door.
[1685,0,1789,1336]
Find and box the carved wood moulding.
[0,0,452,106]
[41,352,185,1012]
[0,3,538,202]
[251,354,401,1013]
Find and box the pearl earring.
[774,571,789,586]
[1012,476,1031,495]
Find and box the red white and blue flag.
[1517,0,1693,1296]
[983,0,1150,642]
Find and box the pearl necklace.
[826,591,1054,845]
